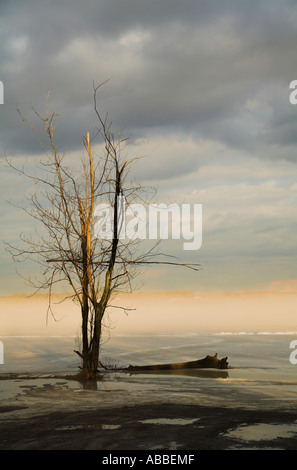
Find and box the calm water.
[1,332,297,380]
[1,332,297,410]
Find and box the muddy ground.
[1,402,297,451]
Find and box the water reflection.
[225,422,297,442]
[126,368,229,379]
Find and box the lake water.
[1,332,297,411]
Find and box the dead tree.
[4,82,201,379]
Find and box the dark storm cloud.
[0,0,297,158]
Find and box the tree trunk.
[125,354,228,372]
[79,170,121,379]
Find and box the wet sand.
[2,402,297,451]
[1,372,297,451]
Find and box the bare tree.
[4,83,200,379]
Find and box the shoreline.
[1,371,297,450]
[2,396,297,450]
[1,333,297,450]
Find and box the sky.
[0,0,297,296]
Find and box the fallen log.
[125,353,228,372]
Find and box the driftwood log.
[125,353,228,372]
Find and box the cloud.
[1,0,297,294]
[1,0,297,156]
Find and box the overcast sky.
[0,0,297,295]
